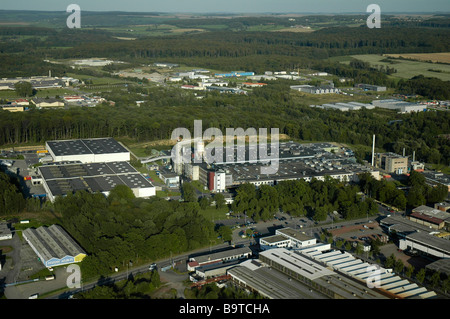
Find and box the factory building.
[297,246,437,299]
[182,141,379,192]
[228,248,389,299]
[375,152,408,174]
[379,215,450,259]
[187,246,252,272]
[355,83,387,92]
[22,225,87,268]
[290,84,340,94]
[371,99,426,113]
[260,227,317,250]
[46,138,130,163]
[409,205,450,230]
[39,161,156,202]
[0,223,12,241]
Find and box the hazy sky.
[2,0,450,13]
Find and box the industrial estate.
[0,6,449,307]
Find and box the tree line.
[231,178,379,222]
[52,185,217,280]
[1,81,448,166]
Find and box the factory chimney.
[371,134,376,167]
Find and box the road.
[43,241,234,299]
[3,202,392,299]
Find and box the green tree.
[394,259,404,274]
[108,185,135,202]
[430,271,441,288]
[217,225,232,242]
[214,193,226,209]
[198,196,210,210]
[405,265,415,278]
[182,182,197,202]
[416,268,426,284]
[14,81,33,97]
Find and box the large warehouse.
[46,138,130,163]
[39,161,156,202]
[23,225,87,268]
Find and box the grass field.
[290,90,376,106]
[383,52,450,64]
[337,54,450,81]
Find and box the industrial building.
[187,246,252,271]
[182,141,379,192]
[31,98,65,108]
[0,76,63,91]
[228,248,389,299]
[214,71,254,78]
[409,205,450,230]
[422,171,450,192]
[371,99,426,113]
[0,223,12,241]
[310,101,375,111]
[46,138,130,163]
[290,84,340,94]
[399,231,450,259]
[297,246,437,299]
[355,83,387,92]
[380,215,450,259]
[260,227,316,250]
[375,152,409,174]
[22,225,87,268]
[39,161,156,202]
[426,258,450,278]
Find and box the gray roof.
[23,225,86,262]
[39,161,154,197]
[192,246,252,264]
[412,205,450,221]
[277,227,315,242]
[406,231,450,253]
[47,138,128,157]
[425,258,450,275]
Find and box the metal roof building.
[187,246,252,271]
[22,225,87,268]
[296,246,437,299]
[46,138,130,163]
[228,248,389,299]
[39,161,156,202]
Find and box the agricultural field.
[336,54,450,81]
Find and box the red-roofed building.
[14,99,30,106]
[409,205,450,230]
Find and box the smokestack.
[403,148,405,157]
[371,134,375,167]
[413,151,415,162]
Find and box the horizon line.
[0,9,449,14]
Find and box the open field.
[341,54,450,81]
[274,27,316,32]
[383,52,450,64]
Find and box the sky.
[2,0,450,13]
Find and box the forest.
[52,185,217,280]
[1,80,449,166]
